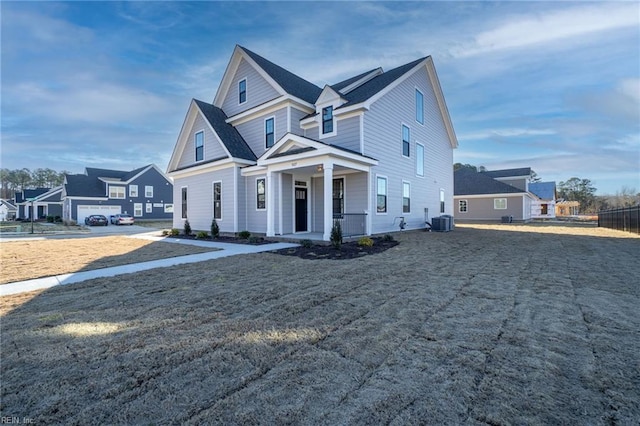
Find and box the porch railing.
[333,213,367,237]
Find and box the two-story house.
[168,45,458,240]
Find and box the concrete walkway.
[0,234,298,296]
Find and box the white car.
[110,214,135,225]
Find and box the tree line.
[454,163,639,213]
[0,168,69,199]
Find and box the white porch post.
[266,170,275,237]
[323,161,334,241]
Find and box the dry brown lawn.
[0,236,217,284]
[1,224,639,424]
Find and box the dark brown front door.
[295,188,307,232]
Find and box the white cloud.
[457,128,556,141]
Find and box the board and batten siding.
[304,115,362,153]
[221,58,280,117]
[177,114,228,170]
[172,167,236,232]
[364,65,454,234]
[235,107,288,158]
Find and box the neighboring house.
[556,200,580,216]
[13,188,51,219]
[454,167,536,222]
[529,181,557,219]
[62,164,173,224]
[167,45,458,240]
[0,200,17,221]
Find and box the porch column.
[323,162,334,241]
[266,170,275,237]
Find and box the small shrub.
[54,216,62,223]
[170,228,180,236]
[358,236,374,247]
[299,239,313,248]
[330,220,342,250]
[196,231,209,239]
[63,219,77,226]
[183,219,192,236]
[248,236,261,244]
[46,215,54,223]
[238,230,251,239]
[383,234,394,242]
[161,229,169,236]
[211,218,220,239]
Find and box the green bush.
[170,228,180,236]
[196,231,209,239]
[238,230,251,239]
[330,220,342,250]
[248,236,261,244]
[383,234,394,242]
[183,219,192,236]
[299,239,313,248]
[54,216,62,223]
[161,229,169,236]
[46,215,54,223]
[211,218,220,239]
[358,236,374,247]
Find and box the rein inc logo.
[1,418,34,424]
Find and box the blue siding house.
[14,187,62,220]
[62,164,173,224]
[168,45,458,240]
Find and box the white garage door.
[77,205,121,224]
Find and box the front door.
[295,188,307,232]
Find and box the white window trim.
[109,185,126,199]
[164,204,173,214]
[319,105,337,139]
[264,116,276,149]
[238,78,247,105]
[458,199,468,213]
[129,185,138,197]
[494,198,507,210]
[213,181,223,221]
[415,87,424,125]
[416,142,424,177]
[376,175,388,215]
[402,180,411,214]
[181,186,188,219]
[145,185,153,198]
[401,123,411,158]
[195,130,205,162]
[256,177,266,211]
[145,203,152,213]
[133,203,143,217]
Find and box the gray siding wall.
[304,115,361,153]
[364,66,454,234]
[221,58,280,117]
[343,172,368,213]
[236,169,246,232]
[281,173,293,234]
[177,114,228,170]
[311,176,323,233]
[172,166,236,232]
[454,195,526,222]
[244,173,280,235]
[129,168,174,220]
[235,107,288,159]
[289,107,307,136]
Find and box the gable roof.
[65,174,106,197]
[331,68,382,94]
[454,168,525,196]
[15,188,50,203]
[529,182,556,200]
[239,46,322,105]
[85,168,128,179]
[1,199,17,210]
[482,168,532,179]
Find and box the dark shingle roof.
[122,165,150,181]
[85,168,128,179]
[482,168,532,179]
[240,46,322,104]
[455,168,525,196]
[331,68,381,93]
[16,188,50,203]
[64,174,106,197]
[194,99,257,161]
[529,182,556,200]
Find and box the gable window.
[322,106,333,134]
[146,203,152,213]
[195,131,204,162]
[416,89,424,124]
[181,187,188,219]
[440,189,445,213]
[256,178,266,210]
[403,182,411,213]
[402,125,410,157]
[213,182,222,220]
[239,79,247,104]
[377,176,387,213]
[129,185,138,197]
[333,178,344,216]
[145,185,153,198]
[134,203,143,217]
[494,198,507,210]
[109,186,125,199]
[265,117,275,148]
[459,200,468,213]
[416,143,424,176]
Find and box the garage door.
[77,205,121,224]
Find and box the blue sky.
[1,1,639,194]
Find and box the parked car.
[84,215,108,226]
[110,213,135,225]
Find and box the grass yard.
[1,224,638,424]
[0,236,218,284]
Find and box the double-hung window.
[265,117,275,148]
[377,177,387,213]
[416,89,424,124]
[129,185,138,197]
[459,200,468,213]
[256,178,266,210]
[494,198,507,210]
[239,79,247,104]
[402,125,410,157]
[195,131,204,162]
[145,203,152,213]
[181,187,188,219]
[333,178,344,216]
[109,186,125,199]
[213,182,222,220]
[134,203,143,217]
[403,182,411,213]
[145,185,153,198]
[322,106,333,134]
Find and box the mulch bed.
[275,237,399,260]
[167,234,273,245]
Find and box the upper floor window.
[256,178,266,210]
[402,125,410,157]
[322,106,333,134]
[109,186,125,199]
[129,185,138,197]
[377,176,387,213]
[416,89,424,124]
[416,143,424,176]
[145,185,153,198]
[403,181,411,213]
[265,117,275,148]
[195,131,204,162]
[239,79,247,104]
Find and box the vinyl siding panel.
[235,107,288,158]
[311,176,323,233]
[453,195,527,222]
[221,58,280,117]
[289,107,307,136]
[304,115,362,153]
[129,168,173,220]
[177,114,228,170]
[244,174,278,234]
[281,173,293,234]
[364,66,454,234]
[343,172,368,213]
